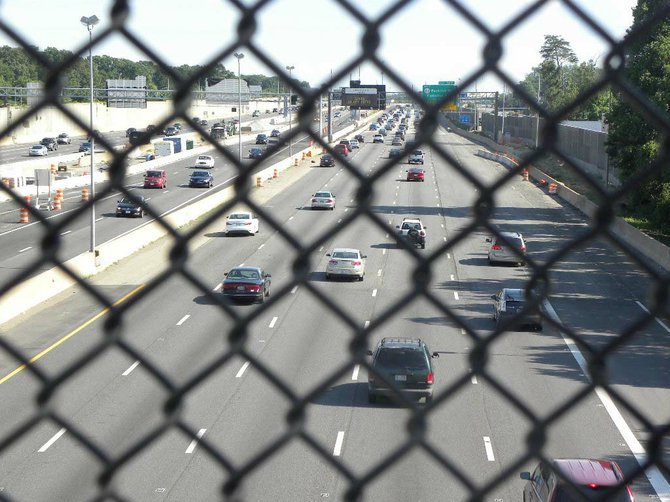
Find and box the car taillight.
[427,372,434,385]
[352,260,362,266]
[329,260,338,265]
[243,221,252,225]
[326,199,333,203]
[491,245,502,251]
[519,246,526,252]
[223,283,236,290]
[419,231,425,237]
[626,486,635,501]
[247,285,261,292]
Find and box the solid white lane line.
[364,320,370,329]
[236,361,250,378]
[96,217,104,222]
[122,361,140,376]
[372,289,377,297]
[333,431,345,456]
[352,365,360,380]
[18,246,32,253]
[635,300,670,333]
[291,285,298,294]
[258,243,265,250]
[38,428,66,452]
[543,299,670,498]
[454,292,459,300]
[60,230,72,236]
[185,429,207,454]
[213,283,222,292]
[377,269,382,277]
[483,437,495,461]
[176,315,190,326]
[269,316,278,328]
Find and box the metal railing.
[1,1,669,501]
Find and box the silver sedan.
[311,191,336,210]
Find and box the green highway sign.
[422,82,457,103]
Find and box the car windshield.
[376,349,427,370]
[227,269,260,280]
[146,171,162,177]
[496,236,523,248]
[230,214,250,220]
[192,172,208,177]
[402,222,420,230]
[332,251,359,259]
[118,197,136,204]
[198,156,210,160]
[315,192,332,198]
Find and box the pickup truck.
[408,150,424,165]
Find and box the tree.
[606,0,670,229]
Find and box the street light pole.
[234,52,244,164]
[286,65,294,159]
[81,14,99,255]
[535,73,541,149]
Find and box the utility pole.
[501,82,506,144]
[535,73,541,149]
[327,91,333,143]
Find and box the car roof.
[497,231,523,239]
[552,459,623,487]
[229,266,263,273]
[402,218,422,223]
[501,288,525,301]
[229,211,252,216]
[332,247,361,254]
[191,171,209,175]
[378,337,425,349]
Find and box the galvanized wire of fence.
[0,0,669,500]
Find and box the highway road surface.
[0,113,668,501]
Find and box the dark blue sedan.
[189,171,213,188]
[222,267,271,303]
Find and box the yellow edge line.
[0,284,145,386]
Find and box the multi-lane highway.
[0,113,668,501]
[0,113,355,283]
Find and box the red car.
[406,167,425,182]
[333,143,349,156]
[144,169,167,189]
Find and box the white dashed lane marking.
[372,289,378,297]
[18,247,32,253]
[236,362,250,378]
[122,361,140,376]
[291,285,298,294]
[333,431,345,456]
[269,317,278,328]
[176,315,190,326]
[351,365,360,380]
[38,428,66,452]
[454,292,459,300]
[483,437,495,461]
[185,429,207,454]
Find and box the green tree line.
[0,45,307,94]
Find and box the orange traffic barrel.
[82,188,90,201]
[522,169,529,181]
[256,176,262,187]
[19,207,29,223]
[50,164,56,175]
[548,183,558,194]
[52,197,62,210]
[273,169,278,179]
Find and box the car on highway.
[311,191,336,210]
[225,212,259,236]
[189,170,214,188]
[125,127,137,137]
[248,147,264,159]
[487,232,526,266]
[194,155,215,169]
[57,133,71,144]
[408,149,425,164]
[333,143,349,156]
[367,338,438,404]
[406,167,425,182]
[256,133,268,145]
[200,119,208,126]
[373,134,384,144]
[267,137,281,147]
[334,111,342,118]
[143,169,167,189]
[378,128,388,136]
[369,123,378,131]
[29,144,48,156]
[163,126,178,136]
[391,136,403,146]
[116,195,146,218]
[389,148,403,159]
[270,129,281,137]
[349,139,360,149]
[320,154,335,167]
[354,134,364,143]
[325,248,366,281]
[339,139,351,150]
[522,458,635,501]
[40,137,58,151]
[222,266,271,303]
[252,110,261,117]
[491,288,543,331]
[173,123,182,131]
[78,141,92,154]
[396,218,427,248]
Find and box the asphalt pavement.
[0,115,668,501]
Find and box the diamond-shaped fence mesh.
[0,0,669,501]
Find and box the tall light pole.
[81,14,99,255]
[286,65,294,158]
[535,73,541,149]
[234,52,244,164]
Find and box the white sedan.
[311,191,336,210]
[225,212,259,236]
[29,144,48,156]
[195,155,215,168]
[326,248,366,281]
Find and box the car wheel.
[425,395,433,404]
[536,323,543,332]
[421,243,425,249]
[358,274,364,282]
[139,210,144,218]
[325,273,331,281]
[368,394,377,404]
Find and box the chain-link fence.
[1,0,669,500]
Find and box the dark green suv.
[367,338,438,404]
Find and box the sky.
[0,0,637,93]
